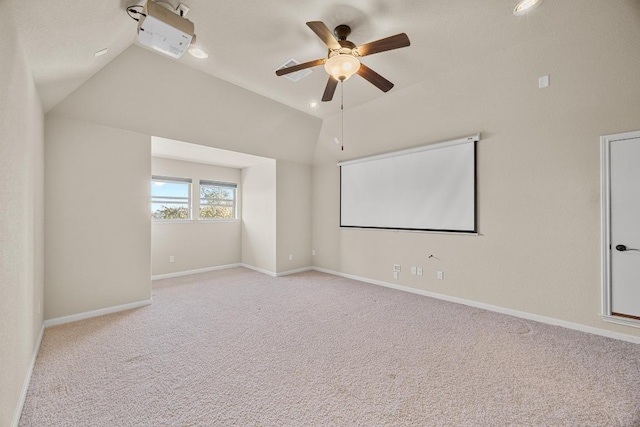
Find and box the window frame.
[151,175,193,221]
[198,180,238,221]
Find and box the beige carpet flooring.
[19,268,640,426]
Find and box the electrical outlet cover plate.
[393,264,401,272]
[539,74,550,88]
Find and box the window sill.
[197,219,239,223]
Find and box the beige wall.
[0,6,45,425]
[45,116,151,320]
[242,162,277,273]
[276,160,312,273]
[152,157,242,276]
[152,157,311,276]
[312,1,640,338]
[48,45,320,279]
[50,45,322,165]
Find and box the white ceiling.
[152,136,273,168]
[10,0,554,117]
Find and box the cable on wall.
[126,5,146,21]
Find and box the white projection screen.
[339,135,478,233]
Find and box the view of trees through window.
[200,182,236,219]
[153,205,190,220]
[151,177,237,220]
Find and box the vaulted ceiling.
[11,0,559,118]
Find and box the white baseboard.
[152,263,241,281]
[312,267,640,345]
[44,299,152,328]
[12,323,44,427]
[239,264,312,277]
[240,263,277,277]
[275,267,313,277]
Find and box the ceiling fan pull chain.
[341,81,344,151]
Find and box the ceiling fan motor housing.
[334,24,352,40]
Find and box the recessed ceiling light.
[188,47,209,59]
[513,0,542,15]
[309,101,318,108]
[94,48,108,58]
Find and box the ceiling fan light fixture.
[324,54,360,81]
[513,0,542,15]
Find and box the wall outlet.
[393,264,401,272]
[437,271,444,280]
[289,254,294,261]
[393,271,399,280]
[312,249,316,256]
[169,256,175,263]
[417,267,423,276]
[411,266,417,275]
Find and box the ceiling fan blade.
[356,33,410,57]
[306,21,341,50]
[275,58,325,76]
[357,64,394,92]
[322,77,339,102]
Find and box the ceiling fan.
[276,21,410,102]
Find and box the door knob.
[616,244,640,252]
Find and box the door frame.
[601,130,640,328]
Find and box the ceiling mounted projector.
[136,1,195,58]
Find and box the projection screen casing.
[339,135,478,233]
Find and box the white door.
[608,134,640,319]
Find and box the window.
[151,176,192,220]
[199,180,237,219]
